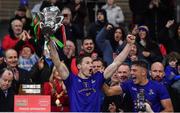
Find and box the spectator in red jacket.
[2,18,24,50]
[2,18,35,53]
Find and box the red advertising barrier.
[14,95,51,112]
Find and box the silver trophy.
[33,6,65,57]
[38,6,64,38]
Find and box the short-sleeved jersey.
[121,80,170,112]
[64,72,105,112]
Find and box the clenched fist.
[126,34,136,45]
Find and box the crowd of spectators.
[0,0,180,112]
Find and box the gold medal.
[55,99,61,106]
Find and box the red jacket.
[42,79,69,112]
[2,34,20,50]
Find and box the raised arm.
[96,25,113,65]
[104,35,135,79]
[49,41,69,80]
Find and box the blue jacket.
[96,27,113,65]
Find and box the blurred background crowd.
[0,0,180,112]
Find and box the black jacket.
[0,87,15,112]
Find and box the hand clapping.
[19,30,31,41]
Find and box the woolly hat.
[139,25,149,33]
[21,43,35,54]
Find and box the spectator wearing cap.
[18,44,39,71]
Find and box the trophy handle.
[53,16,64,32]
[57,16,64,23]
[39,22,44,29]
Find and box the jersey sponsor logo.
[148,89,154,95]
